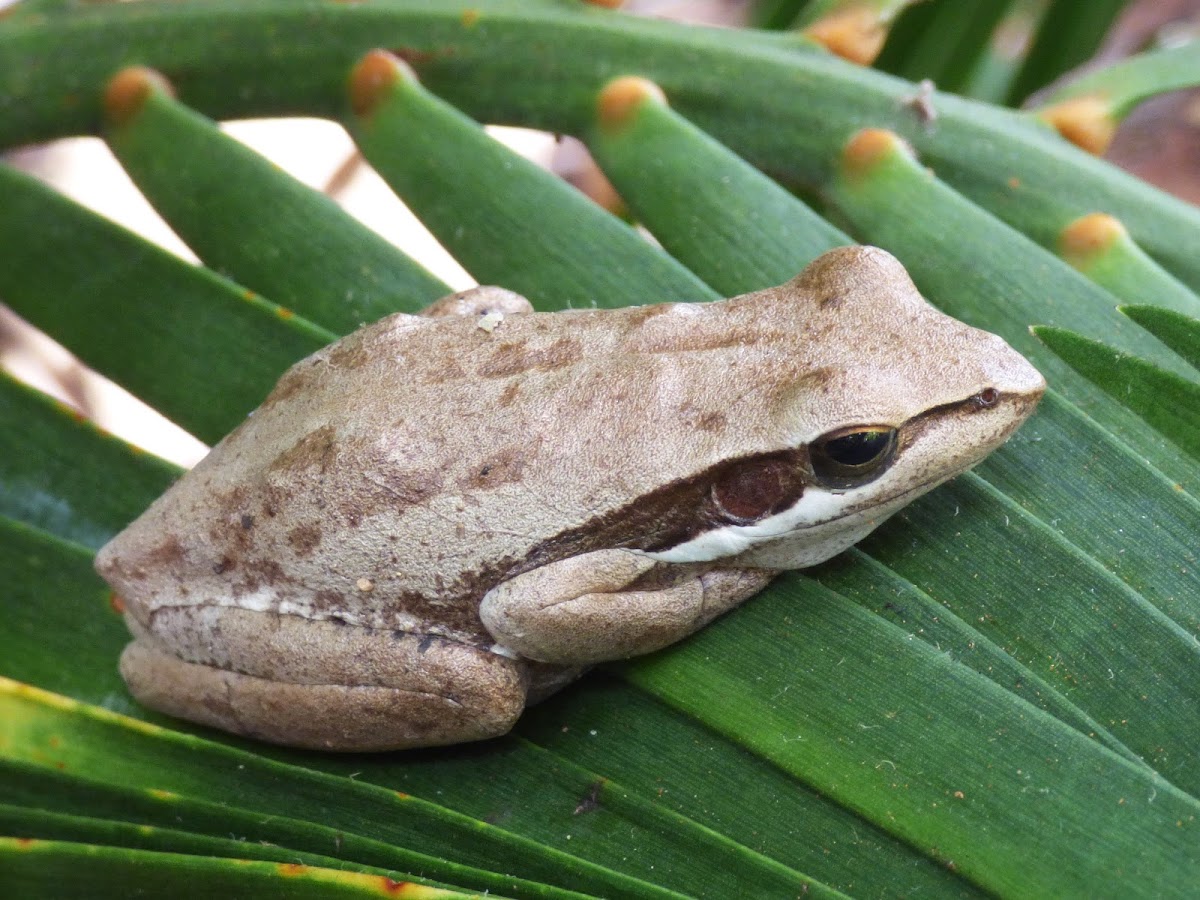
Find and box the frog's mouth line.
[644,473,937,566]
[793,469,954,533]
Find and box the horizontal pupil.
[824,431,890,466]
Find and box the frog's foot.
[119,608,528,752]
[479,550,775,666]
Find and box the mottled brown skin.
[96,247,1045,751]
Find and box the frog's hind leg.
[479,550,774,666]
[119,609,528,752]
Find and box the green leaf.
[0,836,488,899]
[1122,305,1200,369]
[1056,213,1200,313]
[0,762,588,898]
[519,678,984,898]
[5,2,1200,290]
[827,129,1200,357]
[103,66,448,330]
[1005,0,1128,106]
[0,372,178,548]
[1034,325,1200,460]
[584,75,845,293]
[967,390,1200,637]
[747,0,807,30]
[851,471,1200,785]
[874,0,1013,95]
[794,0,917,29]
[820,548,1149,769]
[0,164,332,444]
[0,675,686,900]
[1033,42,1200,121]
[0,517,132,703]
[344,51,714,309]
[626,579,1200,896]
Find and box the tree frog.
[95,247,1045,751]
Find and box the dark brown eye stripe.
[911,389,1006,423]
[515,448,809,564]
[517,389,1007,567]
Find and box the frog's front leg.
[480,550,774,665]
[119,608,528,752]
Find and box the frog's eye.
[710,456,806,525]
[810,426,898,490]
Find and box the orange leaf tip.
[803,7,887,66]
[349,50,416,118]
[1038,95,1116,155]
[597,76,666,131]
[842,128,912,178]
[1060,212,1126,263]
[104,67,174,127]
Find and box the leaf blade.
[103,66,448,331]
[345,51,714,309]
[1034,325,1200,460]
[1122,305,1200,369]
[0,164,332,443]
[624,581,1200,898]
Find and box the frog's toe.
[119,610,528,751]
